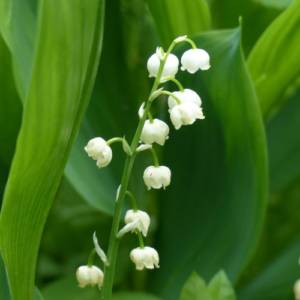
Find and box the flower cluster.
[78,35,210,290]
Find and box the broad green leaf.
[65,0,158,214]
[208,270,236,300]
[179,272,214,300]
[267,88,300,192]
[151,28,268,299]
[0,1,105,299]
[0,249,12,300]
[0,0,38,100]
[252,0,295,9]
[247,0,300,116]
[146,0,211,48]
[179,272,212,300]
[238,235,300,300]
[42,276,162,300]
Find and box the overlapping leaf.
[0,1,105,299]
[151,28,268,299]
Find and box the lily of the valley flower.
[76,265,104,289]
[130,246,159,270]
[170,102,204,130]
[295,279,300,300]
[84,137,112,169]
[168,89,202,110]
[181,49,210,73]
[147,53,179,78]
[143,166,171,190]
[125,209,150,237]
[140,119,169,146]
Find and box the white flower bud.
[168,89,202,110]
[147,53,179,78]
[140,119,169,146]
[138,102,145,119]
[130,246,159,270]
[170,102,204,130]
[181,49,210,73]
[143,166,171,190]
[294,279,300,300]
[125,209,150,237]
[84,137,112,169]
[76,265,104,289]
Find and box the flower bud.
[76,265,104,289]
[125,209,150,237]
[84,137,112,169]
[147,53,179,78]
[143,166,171,190]
[294,279,300,300]
[170,102,204,130]
[181,49,210,73]
[140,119,169,146]
[130,246,159,270]
[168,89,202,110]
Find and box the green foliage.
[208,271,236,300]
[247,0,300,116]
[0,0,105,299]
[179,271,235,300]
[151,27,268,299]
[1,0,300,299]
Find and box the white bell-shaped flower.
[168,89,202,110]
[125,209,150,237]
[143,166,171,190]
[76,265,104,289]
[181,49,210,73]
[294,279,300,300]
[147,53,179,78]
[170,102,204,130]
[140,119,169,146]
[84,137,112,169]
[130,246,159,270]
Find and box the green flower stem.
[106,137,124,146]
[150,148,159,167]
[125,191,138,212]
[162,77,184,92]
[160,91,182,105]
[183,38,197,49]
[148,111,154,123]
[136,229,144,249]
[101,40,178,300]
[87,249,97,267]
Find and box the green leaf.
[146,0,211,48]
[238,235,300,300]
[0,249,12,300]
[0,0,38,100]
[0,1,105,299]
[179,272,212,300]
[247,0,300,116]
[267,88,300,192]
[151,28,268,299]
[208,270,236,300]
[65,0,157,214]
[252,0,295,10]
[112,292,163,300]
